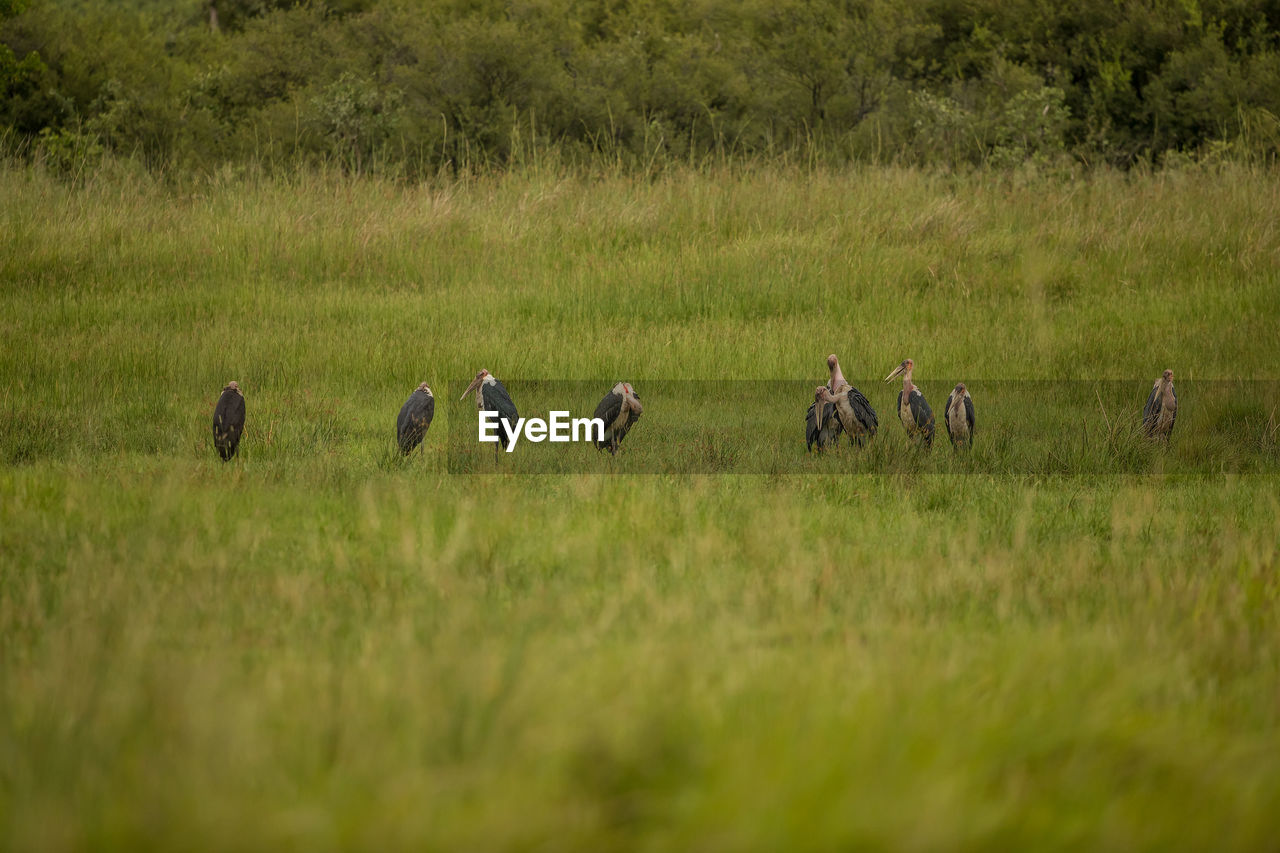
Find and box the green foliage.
[305,71,402,173]
[0,41,51,135]
[32,124,102,178]
[990,85,1069,166]
[205,0,376,32]
[2,0,1280,172]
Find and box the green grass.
[2,162,1279,850]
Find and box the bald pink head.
[460,369,492,401]
[884,358,914,382]
[622,382,642,415]
[826,354,847,390]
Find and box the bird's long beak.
[884,362,907,382]
[629,395,643,416]
[459,377,482,401]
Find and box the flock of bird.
[210,370,645,462]
[209,358,1180,461]
[804,354,976,452]
[804,355,1177,452]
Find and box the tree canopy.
[3,0,1279,175]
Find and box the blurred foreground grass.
[1,163,1279,849]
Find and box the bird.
[944,383,975,448]
[823,354,878,446]
[460,368,518,459]
[806,386,842,451]
[212,380,245,461]
[805,353,845,452]
[593,381,643,454]
[815,385,879,448]
[884,358,934,448]
[396,382,435,454]
[1142,369,1177,439]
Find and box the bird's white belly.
[899,397,915,432]
[948,404,969,439]
[836,399,862,434]
[609,408,630,434]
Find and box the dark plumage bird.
[212,380,245,461]
[885,358,934,448]
[824,354,878,446]
[396,382,435,454]
[460,368,518,459]
[815,385,879,448]
[1142,369,1177,440]
[944,383,975,448]
[806,390,841,452]
[806,353,876,451]
[593,381,643,454]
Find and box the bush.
[4,0,1280,174]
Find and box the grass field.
[2,162,1279,850]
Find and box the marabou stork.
[396,382,435,454]
[1142,369,1177,440]
[823,354,878,446]
[212,380,245,461]
[460,368,518,459]
[806,353,877,451]
[805,354,843,451]
[884,358,934,448]
[593,381,643,454]
[944,383,975,449]
[806,386,842,451]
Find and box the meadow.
[2,161,1279,849]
